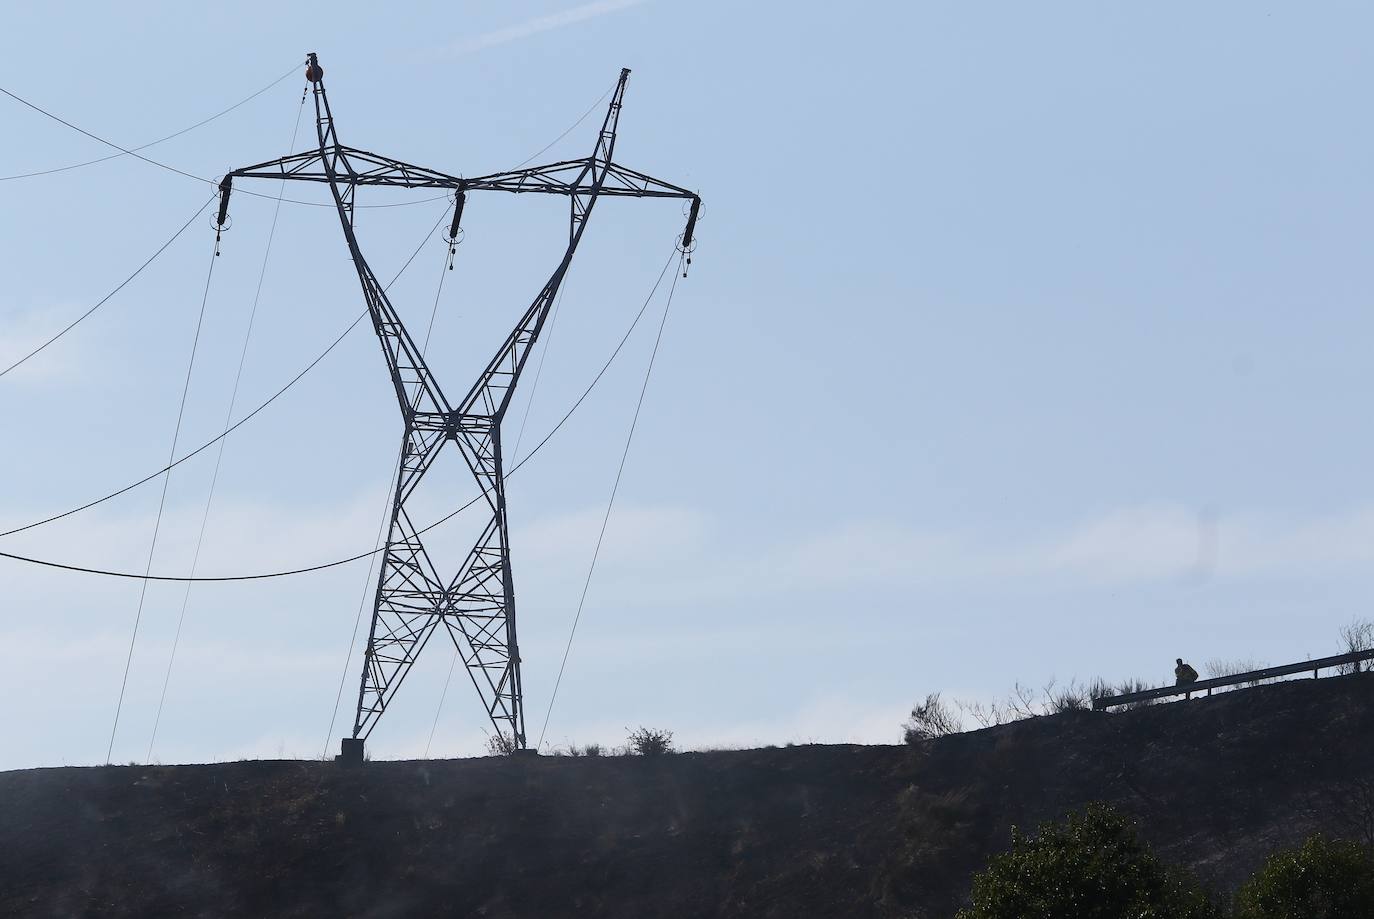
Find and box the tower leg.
[347,418,527,753]
[441,423,525,748]
[351,424,449,742]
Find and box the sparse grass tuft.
[561,743,604,757]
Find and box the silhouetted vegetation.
[1044,679,1089,713]
[902,692,961,743]
[4,675,1372,917]
[1095,676,1161,710]
[1325,777,1374,849]
[625,727,674,756]
[905,678,1100,734]
[1204,658,1271,686]
[914,620,1370,743]
[1233,835,1374,919]
[1087,676,1160,710]
[1340,618,1374,674]
[956,804,1219,919]
[484,732,519,756]
[564,742,604,757]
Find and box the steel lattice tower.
[217,53,699,759]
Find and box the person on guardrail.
[1174,658,1199,687]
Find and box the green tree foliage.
[956,804,1218,919]
[1233,835,1374,919]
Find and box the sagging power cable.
[0,248,678,583]
[147,96,309,761]
[511,279,569,464]
[0,194,215,379]
[107,241,220,764]
[0,80,445,210]
[509,87,613,171]
[0,65,298,182]
[536,254,683,750]
[0,202,453,540]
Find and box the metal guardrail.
[1091,648,1374,711]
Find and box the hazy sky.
[2,2,1373,769]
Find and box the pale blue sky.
[2,2,1373,769]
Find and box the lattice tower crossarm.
[217,53,700,758]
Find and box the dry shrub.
[626,727,674,756]
[1340,618,1374,674]
[955,679,1095,728]
[903,693,962,743]
[485,732,519,756]
[1203,657,1280,689]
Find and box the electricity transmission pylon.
[217,53,699,760]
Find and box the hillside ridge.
[3,674,1370,918]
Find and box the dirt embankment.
[2,674,1371,918]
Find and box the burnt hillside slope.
[2,674,1371,918]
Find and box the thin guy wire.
[0,65,298,181]
[0,248,678,583]
[537,255,682,750]
[147,96,307,761]
[0,81,443,210]
[107,244,218,764]
[0,202,452,540]
[0,195,215,379]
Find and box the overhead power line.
[5,54,702,761]
[323,465,399,761]
[421,72,670,749]
[107,241,220,764]
[0,248,678,583]
[426,254,574,753]
[509,87,613,171]
[0,202,453,539]
[0,194,215,379]
[147,95,310,762]
[0,79,444,210]
[0,65,298,182]
[537,254,683,750]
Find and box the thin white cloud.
[447,0,649,56]
[9,493,1374,768]
[520,501,1374,606]
[517,503,708,568]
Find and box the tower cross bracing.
[218,53,700,757]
